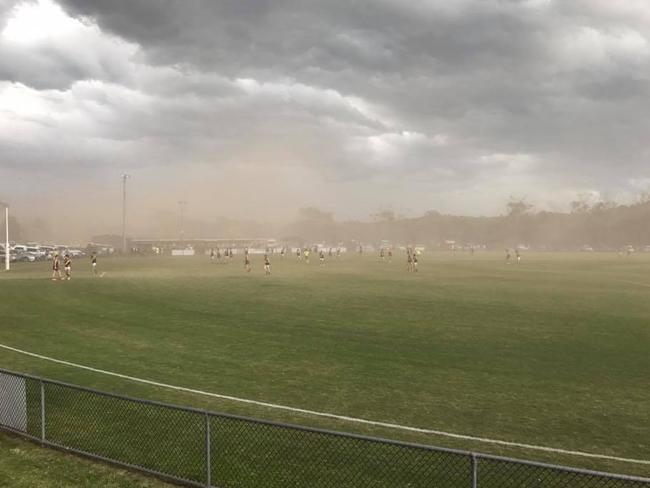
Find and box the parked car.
[15,252,36,262]
[25,247,47,260]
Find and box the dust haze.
[2,0,650,245]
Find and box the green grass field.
[0,431,173,488]
[0,252,648,482]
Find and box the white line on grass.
[1,342,648,466]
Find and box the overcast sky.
[1,0,650,235]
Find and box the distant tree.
[590,199,617,213]
[506,197,533,217]
[570,194,592,214]
[372,210,396,222]
[296,207,334,223]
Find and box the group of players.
[48,244,525,280]
[51,252,99,281]
[505,248,522,264]
[207,244,424,275]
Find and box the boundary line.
[1,342,648,466]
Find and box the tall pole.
[4,206,9,272]
[178,200,187,243]
[121,174,130,254]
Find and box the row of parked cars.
[0,244,86,263]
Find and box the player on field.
[319,249,325,266]
[210,248,215,262]
[264,254,271,275]
[336,247,341,259]
[506,249,511,264]
[91,253,98,277]
[328,248,333,258]
[516,249,521,264]
[407,251,413,272]
[244,252,251,273]
[387,248,393,262]
[280,247,286,258]
[297,247,302,261]
[51,253,62,281]
[380,248,385,261]
[412,252,418,272]
[304,248,310,264]
[64,253,72,280]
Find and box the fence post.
[39,380,45,443]
[205,412,211,487]
[471,453,478,488]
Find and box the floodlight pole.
[121,174,130,254]
[4,206,9,271]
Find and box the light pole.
[2,202,9,271]
[121,174,130,254]
[178,200,188,243]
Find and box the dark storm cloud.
[2,0,650,225]
[55,1,650,163]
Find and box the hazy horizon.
[2,0,650,241]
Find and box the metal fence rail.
[0,369,648,487]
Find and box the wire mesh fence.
[0,369,648,488]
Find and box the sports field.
[0,252,648,478]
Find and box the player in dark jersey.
[380,248,385,261]
[412,252,418,272]
[91,253,98,277]
[407,251,413,272]
[387,248,392,263]
[319,249,325,266]
[51,253,62,281]
[244,253,251,273]
[336,247,341,259]
[210,248,215,262]
[264,254,271,275]
[506,249,511,264]
[63,253,72,280]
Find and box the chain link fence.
[0,369,648,487]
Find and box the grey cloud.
[2,0,650,225]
